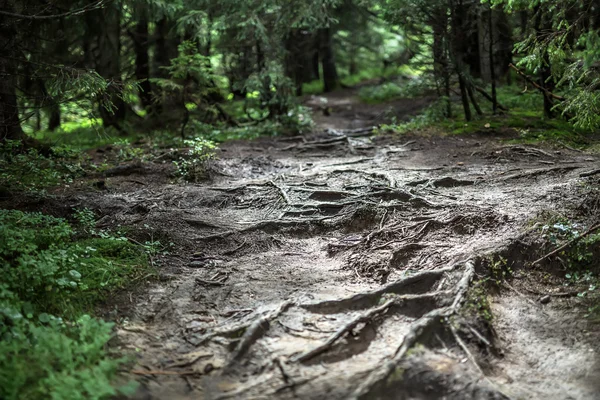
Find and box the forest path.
[82,92,600,399]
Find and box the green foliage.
[377,98,448,134]
[243,64,298,120]
[0,315,127,400]
[173,137,218,182]
[0,209,150,399]
[0,140,86,194]
[540,221,600,300]
[359,79,426,104]
[464,280,493,321]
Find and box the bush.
[173,137,218,182]
[0,140,86,194]
[0,209,148,399]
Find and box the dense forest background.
[2,1,600,399]
[2,0,600,146]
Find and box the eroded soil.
[32,92,600,399]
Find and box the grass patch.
[0,209,154,399]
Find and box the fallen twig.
[532,223,600,265]
[509,63,565,101]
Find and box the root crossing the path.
[76,93,600,400]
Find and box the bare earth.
[49,92,600,399]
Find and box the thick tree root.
[350,261,475,400]
[301,266,455,313]
[223,300,294,372]
[192,300,294,347]
[291,299,396,363]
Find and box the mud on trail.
[63,94,600,399]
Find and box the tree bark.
[319,28,339,93]
[0,1,25,142]
[450,0,472,121]
[488,5,497,114]
[87,3,125,129]
[466,83,482,116]
[132,11,153,112]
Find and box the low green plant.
[0,209,150,399]
[173,137,218,182]
[378,98,447,134]
[359,79,425,104]
[0,140,87,194]
[464,280,493,322]
[541,221,600,299]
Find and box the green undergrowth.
[0,209,154,399]
[540,218,600,313]
[358,78,426,104]
[301,65,419,95]
[0,140,88,196]
[378,85,598,149]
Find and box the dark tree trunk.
[533,8,555,118]
[319,28,339,93]
[0,59,24,141]
[154,18,179,77]
[132,12,153,111]
[458,73,472,121]
[312,51,320,81]
[87,4,125,129]
[285,30,317,96]
[467,83,482,116]
[450,0,472,121]
[488,5,497,114]
[0,2,25,142]
[431,6,451,117]
[38,80,61,131]
[48,103,61,131]
[154,17,180,113]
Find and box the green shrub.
[0,141,86,194]
[174,137,218,182]
[0,209,149,399]
[359,79,425,104]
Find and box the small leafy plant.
[0,209,151,399]
[173,137,218,182]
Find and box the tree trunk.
[132,12,153,112]
[88,3,125,129]
[450,0,472,121]
[534,8,554,119]
[319,28,339,93]
[488,4,497,114]
[458,73,472,121]
[467,83,482,116]
[0,1,25,142]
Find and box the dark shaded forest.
[2,1,600,399]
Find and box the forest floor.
[22,89,600,399]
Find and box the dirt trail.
[79,92,600,399]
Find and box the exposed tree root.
[292,299,396,363]
[192,300,294,347]
[350,261,475,400]
[497,165,580,181]
[301,266,455,313]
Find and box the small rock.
[93,180,106,190]
[189,261,206,268]
[540,295,551,304]
[204,363,215,374]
